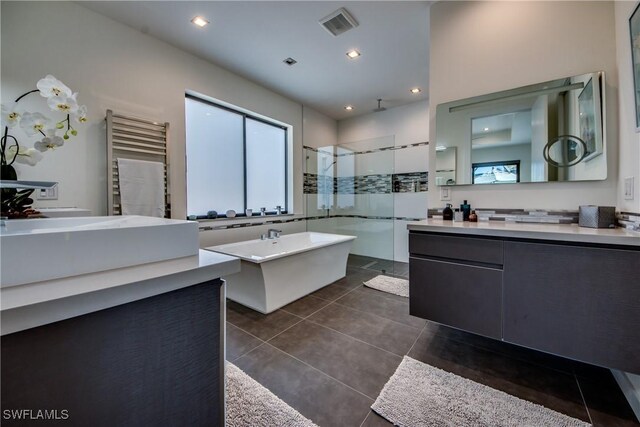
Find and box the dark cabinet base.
[409,231,640,375]
[503,241,640,374]
[1,280,224,426]
[410,257,502,339]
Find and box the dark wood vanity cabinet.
[503,241,640,374]
[409,231,640,374]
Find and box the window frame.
[185,94,289,218]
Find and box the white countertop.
[407,219,640,247]
[1,250,241,335]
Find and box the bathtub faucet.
[267,229,281,239]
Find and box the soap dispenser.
[460,200,471,221]
[443,204,453,221]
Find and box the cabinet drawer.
[409,257,502,339]
[409,232,503,265]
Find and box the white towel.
[117,158,165,217]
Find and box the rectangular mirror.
[435,71,606,185]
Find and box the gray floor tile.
[234,343,373,427]
[578,373,640,426]
[226,300,302,341]
[280,295,331,318]
[308,303,422,356]
[335,287,426,329]
[269,320,402,399]
[361,411,394,426]
[225,323,263,362]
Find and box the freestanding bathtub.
[206,232,356,313]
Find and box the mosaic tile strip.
[617,212,640,231]
[305,172,428,194]
[393,172,428,193]
[427,208,579,224]
[303,141,428,158]
[355,174,392,193]
[198,215,425,231]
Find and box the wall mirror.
[434,71,606,186]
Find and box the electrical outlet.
[624,177,635,200]
[440,187,451,201]
[37,185,58,200]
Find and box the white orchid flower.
[1,103,23,128]
[47,93,78,114]
[37,74,72,99]
[34,129,65,152]
[73,105,88,124]
[6,145,43,166]
[20,112,51,136]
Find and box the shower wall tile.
[393,220,414,263]
[394,144,429,174]
[394,192,428,219]
[354,151,394,176]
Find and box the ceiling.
[79,1,430,120]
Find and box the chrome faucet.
[267,229,281,239]
[275,206,282,215]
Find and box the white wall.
[429,1,618,210]
[615,1,640,213]
[302,106,338,149]
[612,1,640,418]
[337,101,430,262]
[1,1,335,220]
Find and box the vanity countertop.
[1,250,241,335]
[407,219,640,247]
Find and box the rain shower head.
[373,98,386,112]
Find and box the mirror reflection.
[435,71,606,186]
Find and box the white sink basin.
[1,216,199,287]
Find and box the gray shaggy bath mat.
[364,275,409,297]
[226,362,317,427]
[371,356,590,427]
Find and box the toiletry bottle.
[453,208,463,222]
[469,210,478,222]
[443,203,453,220]
[460,200,471,221]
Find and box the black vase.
[1,164,17,181]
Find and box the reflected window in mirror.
[472,160,520,184]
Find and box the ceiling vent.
[319,8,358,37]
[283,57,297,66]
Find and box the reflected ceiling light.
[435,145,447,151]
[346,50,361,59]
[410,88,422,94]
[484,127,490,131]
[344,105,354,111]
[191,16,209,27]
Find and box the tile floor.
[226,255,639,427]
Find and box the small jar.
[469,210,478,222]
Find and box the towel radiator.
[106,110,170,217]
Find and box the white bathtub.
[205,232,356,313]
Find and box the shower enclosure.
[305,136,427,277]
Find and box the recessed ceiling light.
[344,105,354,111]
[191,16,209,27]
[484,127,490,131]
[283,57,298,66]
[346,50,361,59]
[410,88,421,94]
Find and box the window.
[472,160,520,184]
[185,96,288,217]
